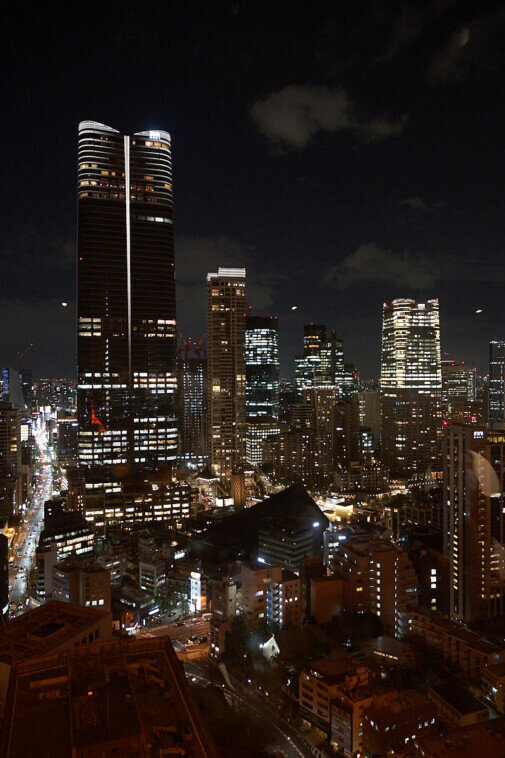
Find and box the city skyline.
[3,3,505,377]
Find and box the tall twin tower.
[77,122,178,485]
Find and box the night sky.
[3,1,505,378]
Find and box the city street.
[184,661,311,758]
[9,429,53,614]
[138,618,210,642]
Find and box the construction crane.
[17,343,34,369]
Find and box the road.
[9,429,54,615]
[137,618,210,642]
[185,661,310,758]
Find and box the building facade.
[206,268,246,479]
[77,121,177,488]
[444,424,505,623]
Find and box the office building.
[84,476,193,531]
[358,390,381,449]
[52,560,112,612]
[177,341,207,466]
[245,314,279,419]
[0,403,21,521]
[320,330,345,386]
[245,314,280,466]
[441,359,474,404]
[57,413,79,466]
[206,267,246,479]
[380,298,442,477]
[294,323,326,393]
[444,424,505,623]
[258,516,318,570]
[245,418,281,467]
[489,341,505,426]
[77,121,177,488]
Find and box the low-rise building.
[52,560,112,612]
[407,716,505,758]
[428,683,489,729]
[310,575,344,624]
[410,607,505,681]
[362,689,436,756]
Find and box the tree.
[224,614,253,672]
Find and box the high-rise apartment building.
[489,341,505,426]
[177,342,207,467]
[380,299,442,477]
[444,424,505,623]
[206,267,246,479]
[77,121,177,487]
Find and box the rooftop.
[429,683,488,715]
[410,717,505,757]
[199,484,328,557]
[0,600,111,665]
[0,637,217,758]
[412,607,503,656]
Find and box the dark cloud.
[430,6,505,82]
[250,85,407,149]
[401,196,429,211]
[325,243,435,289]
[325,243,505,291]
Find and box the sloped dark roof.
[198,484,328,556]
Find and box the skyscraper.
[245,315,280,466]
[489,341,505,426]
[206,267,246,479]
[294,323,326,394]
[295,324,348,397]
[444,424,505,623]
[177,339,207,467]
[77,122,177,486]
[380,298,442,477]
[245,315,279,420]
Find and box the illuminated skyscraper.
[489,341,505,426]
[77,121,177,486]
[245,314,280,467]
[245,315,279,419]
[207,267,246,479]
[380,299,442,477]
